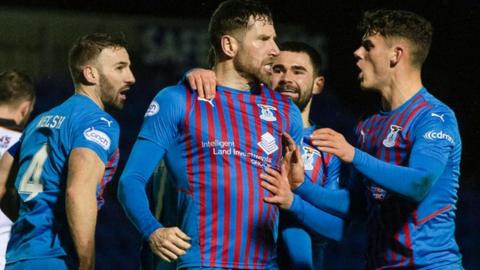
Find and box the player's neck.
[380,70,423,111]
[302,101,312,128]
[75,86,105,110]
[0,106,22,125]
[213,62,257,91]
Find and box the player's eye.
[272,66,284,73]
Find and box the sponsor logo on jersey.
[302,146,321,171]
[83,127,111,150]
[258,104,277,122]
[145,101,160,117]
[257,132,278,155]
[382,125,402,148]
[423,130,455,145]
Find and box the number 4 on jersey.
[18,144,48,201]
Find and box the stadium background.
[1,0,479,269]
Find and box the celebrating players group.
[0,1,463,269]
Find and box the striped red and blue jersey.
[354,88,462,269]
[301,125,341,189]
[6,94,120,268]
[137,84,303,269]
[279,125,342,269]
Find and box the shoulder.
[416,92,458,128]
[154,84,191,101]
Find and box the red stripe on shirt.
[205,100,219,265]
[216,94,233,265]
[224,91,245,264]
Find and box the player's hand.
[260,166,294,210]
[260,133,303,209]
[185,68,217,99]
[148,227,191,262]
[281,133,305,189]
[310,128,355,163]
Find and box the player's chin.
[110,98,125,110]
[257,70,271,84]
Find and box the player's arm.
[261,134,344,240]
[67,112,120,270]
[288,194,344,240]
[65,148,104,270]
[180,68,217,99]
[118,139,191,262]
[262,167,344,240]
[292,155,350,217]
[292,181,350,217]
[0,152,14,201]
[118,86,191,262]
[0,141,21,220]
[311,114,455,202]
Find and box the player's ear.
[17,100,33,124]
[221,34,238,58]
[390,45,404,67]
[312,75,325,95]
[82,65,99,85]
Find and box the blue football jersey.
[6,94,120,267]
[279,125,342,270]
[354,88,462,269]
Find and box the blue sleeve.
[294,180,350,217]
[286,194,344,241]
[280,225,315,269]
[72,114,120,164]
[324,156,341,190]
[118,86,187,239]
[118,138,166,239]
[352,108,458,202]
[288,103,304,145]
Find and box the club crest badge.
[257,104,277,122]
[382,125,402,148]
[302,146,321,171]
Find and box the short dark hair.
[279,41,324,76]
[68,33,128,86]
[208,0,273,56]
[0,70,35,106]
[358,10,433,68]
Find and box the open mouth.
[119,88,129,100]
[356,64,363,80]
[275,85,299,99]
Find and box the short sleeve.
[72,114,120,165]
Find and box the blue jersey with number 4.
[6,94,120,267]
